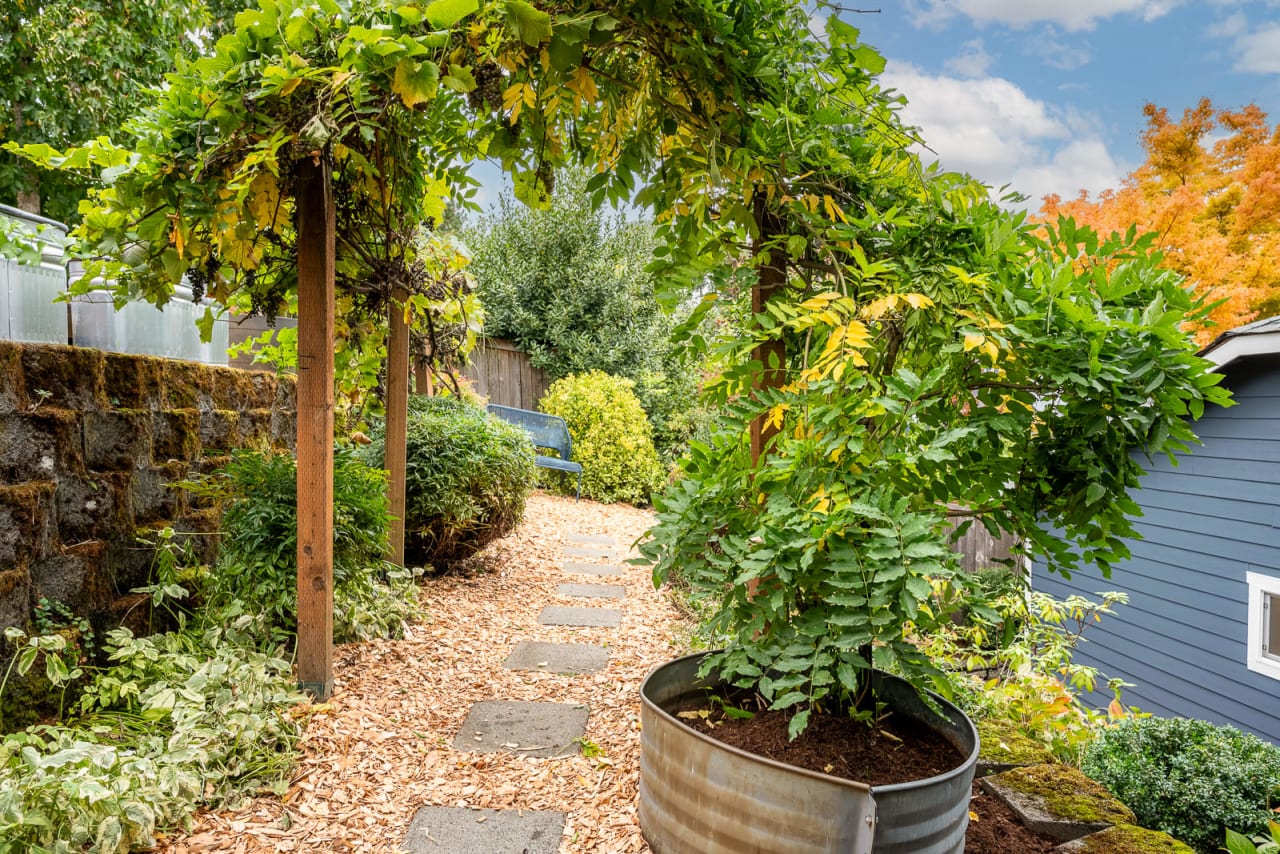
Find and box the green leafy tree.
[0,0,215,221]
[465,170,705,456]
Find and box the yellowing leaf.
[901,292,933,309]
[279,77,303,97]
[963,333,985,352]
[566,66,598,102]
[392,58,440,108]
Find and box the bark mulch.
[155,491,1059,853]
[158,492,682,853]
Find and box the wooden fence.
[945,514,1020,573]
[461,337,551,410]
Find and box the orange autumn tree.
[1042,98,1280,344]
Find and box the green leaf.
[424,0,479,29]
[1225,830,1258,854]
[787,709,811,741]
[504,0,552,46]
[392,59,440,107]
[442,64,477,94]
[1086,482,1106,506]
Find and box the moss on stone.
[978,717,1055,766]
[103,353,165,410]
[21,345,106,411]
[1073,824,1196,853]
[152,409,202,461]
[1001,764,1136,826]
[0,341,27,413]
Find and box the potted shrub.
[638,177,1229,849]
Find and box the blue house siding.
[1035,354,1280,745]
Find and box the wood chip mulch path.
[159,492,689,854]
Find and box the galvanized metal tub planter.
[639,651,979,854]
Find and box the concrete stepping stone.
[562,561,623,576]
[538,606,621,628]
[557,582,626,599]
[980,764,1135,843]
[504,641,609,674]
[563,545,615,560]
[454,700,587,758]
[565,532,615,546]
[402,806,565,854]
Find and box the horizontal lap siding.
[1035,355,1280,745]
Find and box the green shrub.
[1082,716,1280,852]
[197,447,415,641]
[364,395,536,568]
[539,371,666,504]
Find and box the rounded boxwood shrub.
[366,395,536,568]
[539,370,666,504]
[1081,716,1280,852]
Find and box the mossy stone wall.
[0,341,296,634]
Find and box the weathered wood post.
[385,285,410,567]
[295,156,336,700]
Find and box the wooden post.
[295,156,336,701]
[385,286,410,567]
[750,207,787,464]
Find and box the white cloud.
[1231,22,1280,74]
[945,39,995,77]
[1208,11,1248,38]
[909,0,1182,31]
[882,63,1127,207]
[1035,36,1093,71]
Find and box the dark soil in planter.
[672,701,963,786]
[965,779,1057,853]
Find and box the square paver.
[564,546,615,560]
[562,561,623,576]
[565,532,615,546]
[537,606,621,628]
[504,641,609,674]
[557,582,626,599]
[454,700,587,757]
[402,806,565,854]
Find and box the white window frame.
[1246,571,1280,681]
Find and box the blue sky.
[853,0,1280,208]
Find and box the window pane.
[1269,593,1280,662]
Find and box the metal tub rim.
[639,649,979,795]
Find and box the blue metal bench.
[486,404,583,500]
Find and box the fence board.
[944,514,1019,573]
[462,338,550,410]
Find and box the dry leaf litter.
[159,492,692,854]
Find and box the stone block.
[130,467,184,525]
[103,353,164,410]
[1054,824,1196,853]
[402,806,564,854]
[976,718,1055,776]
[0,568,32,632]
[20,345,106,411]
[0,482,55,568]
[556,583,626,599]
[537,606,621,628]
[454,700,588,758]
[198,409,241,452]
[30,540,109,613]
[0,341,26,414]
[0,410,83,482]
[270,406,296,449]
[237,409,274,448]
[503,642,609,674]
[57,473,131,542]
[980,764,1135,843]
[565,532,615,545]
[563,546,614,560]
[151,410,201,461]
[160,360,214,410]
[83,410,151,471]
[562,561,623,577]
